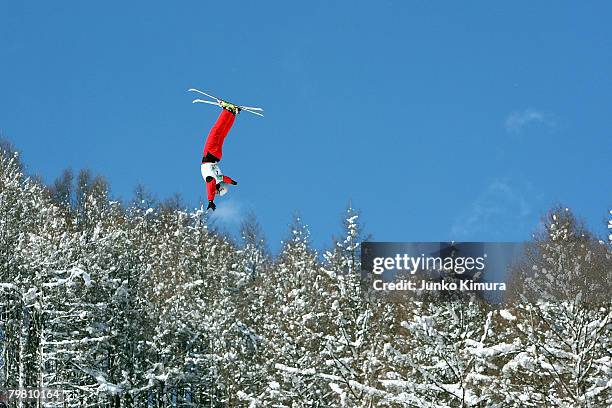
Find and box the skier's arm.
[205,178,216,202]
[222,175,238,185]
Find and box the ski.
[193,98,263,116]
[248,110,264,117]
[192,99,221,107]
[238,106,263,112]
[188,88,264,117]
[192,98,264,117]
[188,88,221,102]
[240,108,264,117]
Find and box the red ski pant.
[203,109,235,161]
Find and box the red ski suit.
[205,174,235,202]
[203,109,235,161]
[202,109,237,201]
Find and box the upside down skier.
[200,101,241,211]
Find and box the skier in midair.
[200,101,241,211]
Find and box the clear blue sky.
[1,1,610,252]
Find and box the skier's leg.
[202,109,236,162]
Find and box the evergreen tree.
[0,142,610,407]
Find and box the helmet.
[217,182,229,196]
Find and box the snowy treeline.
[0,146,611,407]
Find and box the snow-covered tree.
[507,207,611,304]
[608,210,612,244]
[316,206,391,407]
[0,142,610,407]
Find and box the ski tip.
[243,109,264,117]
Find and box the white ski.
[238,105,263,112]
[188,88,221,101]
[240,108,264,117]
[188,88,264,117]
[192,99,220,107]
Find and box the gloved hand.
[231,180,238,185]
[207,200,216,211]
